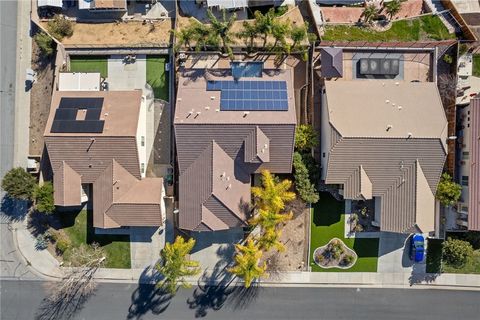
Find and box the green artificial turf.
[310,192,379,272]
[60,210,131,269]
[322,15,456,42]
[146,55,169,101]
[473,54,480,77]
[69,56,108,78]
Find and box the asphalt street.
[1,280,480,320]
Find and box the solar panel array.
[207,80,288,111]
[51,97,105,133]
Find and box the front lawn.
[70,55,108,78]
[146,55,169,101]
[323,15,456,42]
[310,192,379,272]
[59,210,131,269]
[473,54,480,77]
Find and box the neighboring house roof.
[93,160,164,229]
[324,81,447,233]
[95,0,127,9]
[320,47,343,78]
[38,0,63,8]
[207,0,248,9]
[175,68,296,231]
[45,90,163,228]
[469,98,480,231]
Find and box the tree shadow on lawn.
[127,266,173,320]
[312,192,343,227]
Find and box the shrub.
[293,152,319,204]
[56,235,71,254]
[1,167,36,200]
[443,54,453,64]
[47,15,74,40]
[295,125,318,151]
[354,223,364,232]
[35,234,49,250]
[34,32,54,56]
[436,173,462,207]
[442,238,473,267]
[33,182,55,214]
[300,152,320,182]
[315,252,325,263]
[342,255,355,266]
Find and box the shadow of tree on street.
[408,263,440,286]
[127,265,173,319]
[227,283,262,310]
[0,196,30,222]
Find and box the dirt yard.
[262,199,309,273]
[45,20,173,47]
[29,38,55,155]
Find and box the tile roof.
[321,47,343,78]
[53,161,81,206]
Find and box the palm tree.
[257,228,285,252]
[191,21,215,51]
[254,8,276,49]
[155,236,201,294]
[362,4,378,24]
[207,9,236,56]
[384,0,403,21]
[238,20,259,52]
[228,238,267,288]
[249,208,293,230]
[251,170,296,213]
[173,25,195,51]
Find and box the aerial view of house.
[1,0,480,318]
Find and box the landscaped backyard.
[322,15,456,42]
[146,55,169,101]
[473,54,480,77]
[70,55,108,78]
[58,210,131,269]
[310,192,379,272]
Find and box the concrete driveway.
[378,232,426,274]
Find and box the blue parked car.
[410,234,425,262]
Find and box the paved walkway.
[8,219,480,290]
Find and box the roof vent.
[398,105,402,110]
[210,96,215,100]
[226,184,232,190]
[194,111,201,118]
[392,103,396,107]
[386,124,393,131]
[385,99,390,104]
[395,82,399,86]
[243,111,250,118]
[205,106,210,110]
[215,108,220,112]
[104,112,109,116]
[177,97,182,101]
[407,132,413,138]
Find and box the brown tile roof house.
[321,81,448,233]
[174,68,297,232]
[44,90,164,228]
[468,98,480,231]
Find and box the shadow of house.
[127,266,173,320]
[312,192,343,226]
[377,232,410,257]
[352,238,380,258]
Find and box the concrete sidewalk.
[10,219,480,290]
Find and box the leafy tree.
[252,170,295,213]
[1,167,36,200]
[207,9,236,57]
[228,238,267,288]
[271,20,290,51]
[191,20,218,51]
[443,238,473,267]
[33,182,55,214]
[290,22,316,50]
[384,0,403,21]
[173,24,196,51]
[293,152,319,204]
[295,124,318,151]
[362,4,378,24]
[257,228,285,252]
[155,236,200,294]
[47,15,74,40]
[436,173,462,207]
[238,20,259,52]
[254,8,277,49]
[34,32,54,56]
[249,208,293,230]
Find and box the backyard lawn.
[322,15,456,42]
[473,54,480,77]
[60,210,131,269]
[310,192,379,272]
[146,55,169,101]
[70,55,108,78]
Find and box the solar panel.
[51,97,105,133]
[206,80,289,111]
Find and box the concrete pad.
[107,55,147,91]
[378,232,413,274]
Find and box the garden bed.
[313,238,357,269]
